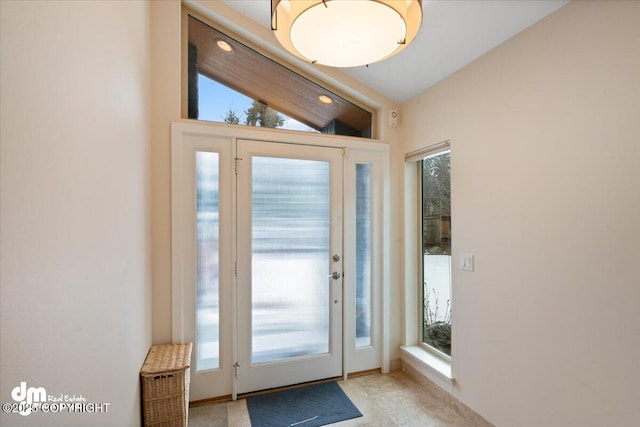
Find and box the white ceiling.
[220,0,570,104]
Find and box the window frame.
[418,151,452,360]
[403,140,453,367]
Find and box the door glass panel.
[196,151,220,371]
[355,164,372,347]
[251,156,330,364]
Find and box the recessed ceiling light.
[318,95,332,104]
[216,39,234,53]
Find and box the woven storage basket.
[141,343,192,427]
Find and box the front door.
[236,139,343,393]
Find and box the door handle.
[328,271,341,280]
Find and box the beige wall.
[150,0,183,347]
[400,1,640,425]
[150,0,404,363]
[0,1,151,426]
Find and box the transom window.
[185,13,373,138]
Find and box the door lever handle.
[328,271,341,280]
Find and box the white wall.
[400,1,640,425]
[0,1,151,426]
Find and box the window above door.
[184,12,374,138]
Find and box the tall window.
[196,151,220,370]
[421,151,451,356]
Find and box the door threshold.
[237,376,343,400]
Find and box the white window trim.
[402,141,454,387]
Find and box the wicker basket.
[141,343,192,427]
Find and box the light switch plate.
[460,253,474,271]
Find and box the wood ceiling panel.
[188,16,372,133]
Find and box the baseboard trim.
[347,368,381,379]
[190,394,232,407]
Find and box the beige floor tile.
[188,370,488,427]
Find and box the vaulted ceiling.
[220,0,570,104]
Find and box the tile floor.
[189,369,491,427]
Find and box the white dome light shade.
[292,1,405,67]
[272,0,422,68]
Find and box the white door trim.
[171,121,390,400]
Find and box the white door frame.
[235,139,344,393]
[171,122,389,401]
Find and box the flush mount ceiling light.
[271,0,422,68]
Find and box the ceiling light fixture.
[271,0,422,68]
[216,39,234,53]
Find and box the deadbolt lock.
[328,271,341,280]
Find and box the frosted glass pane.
[196,152,220,370]
[355,164,372,347]
[251,156,330,364]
